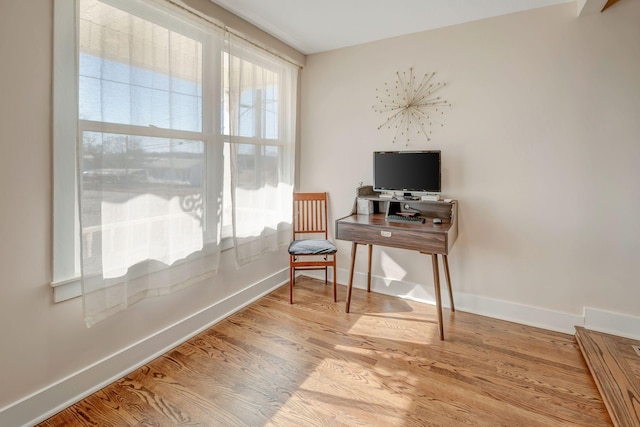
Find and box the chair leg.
[333,262,337,303]
[289,265,294,304]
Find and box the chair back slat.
[293,192,328,239]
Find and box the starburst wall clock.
[372,68,451,145]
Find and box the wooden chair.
[288,192,337,304]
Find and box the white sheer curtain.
[225,34,297,265]
[77,0,223,326]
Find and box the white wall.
[300,3,640,332]
[0,1,299,424]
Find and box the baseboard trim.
[583,307,640,340]
[0,269,288,427]
[307,269,584,335]
[455,293,582,335]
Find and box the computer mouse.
[433,218,442,224]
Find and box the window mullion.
[202,34,224,242]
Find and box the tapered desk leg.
[345,242,358,313]
[431,254,444,340]
[367,244,372,292]
[442,254,455,312]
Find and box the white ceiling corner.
[208,0,575,55]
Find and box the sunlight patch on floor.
[345,311,441,346]
[266,357,417,426]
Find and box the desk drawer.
[336,221,447,254]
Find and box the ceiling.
[208,0,575,55]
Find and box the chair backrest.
[292,192,329,240]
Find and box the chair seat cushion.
[288,239,337,255]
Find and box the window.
[223,41,296,265]
[52,0,298,320]
[78,0,222,287]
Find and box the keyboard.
[386,214,425,224]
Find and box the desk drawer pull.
[381,230,392,237]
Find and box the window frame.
[52,0,227,302]
[52,0,81,301]
[52,0,294,302]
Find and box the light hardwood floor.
[575,327,640,427]
[39,277,611,426]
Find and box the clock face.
[372,68,450,145]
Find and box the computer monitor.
[373,150,441,194]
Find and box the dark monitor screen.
[373,150,441,193]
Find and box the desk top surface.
[337,213,452,234]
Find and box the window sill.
[50,277,83,303]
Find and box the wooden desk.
[335,193,458,340]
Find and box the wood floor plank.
[39,277,612,426]
[575,326,640,427]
